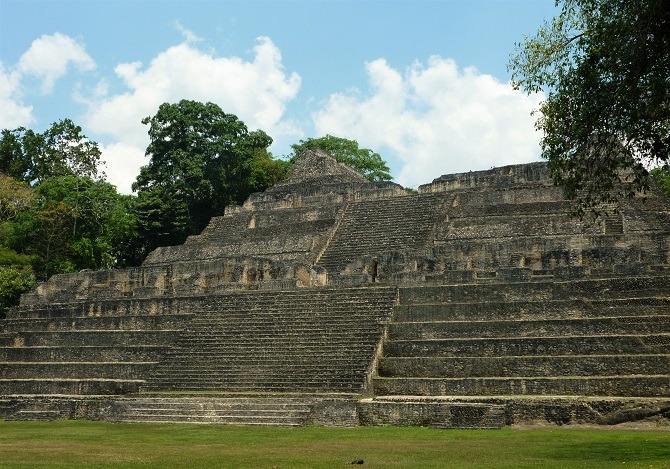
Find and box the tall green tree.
[0,119,103,185]
[509,0,670,216]
[0,173,36,317]
[133,100,289,251]
[289,135,392,182]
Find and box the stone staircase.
[317,194,447,275]
[361,275,670,426]
[144,207,339,266]
[145,287,396,394]
[0,287,396,425]
[107,395,317,426]
[0,300,193,396]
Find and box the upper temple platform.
[16,149,670,305]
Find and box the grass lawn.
[0,420,669,468]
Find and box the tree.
[650,166,670,198]
[0,119,103,185]
[133,100,289,251]
[0,173,37,316]
[6,176,137,279]
[509,0,670,216]
[0,173,34,222]
[290,135,392,182]
[0,265,35,319]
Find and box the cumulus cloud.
[18,32,95,94]
[86,36,301,193]
[0,33,95,129]
[0,64,34,129]
[99,141,146,192]
[312,56,544,188]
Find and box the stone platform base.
[358,396,505,429]
[358,395,670,428]
[0,393,360,427]
[3,394,669,429]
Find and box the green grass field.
[0,421,668,468]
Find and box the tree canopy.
[290,135,392,182]
[0,120,133,315]
[0,119,103,185]
[133,100,289,251]
[509,0,670,216]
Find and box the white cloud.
[312,56,544,188]
[0,63,34,129]
[85,36,302,193]
[99,141,146,193]
[18,33,95,94]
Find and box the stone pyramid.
[1,151,669,428]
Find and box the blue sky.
[1,0,557,193]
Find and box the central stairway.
[144,288,396,394]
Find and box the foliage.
[0,173,34,221]
[509,0,670,216]
[0,265,35,319]
[290,135,392,182]
[650,166,670,198]
[0,119,103,185]
[0,119,138,310]
[133,100,289,251]
[7,176,137,280]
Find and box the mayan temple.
[1,149,669,428]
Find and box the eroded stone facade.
[1,150,669,428]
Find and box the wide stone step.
[357,397,505,429]
[447,200,570,218]
[183,326,384,336]
[118,401,310,416]
[3,330,182,347]
[373,376,670,397]
[11,288,395,319]
[149,372,365,381]
[388,316,670,340]
[0,378,143,395]
[0,362,156,379]
[151,364,372,374]
[113,413,307,426]
[0,345,168,362]
[10,302,391,319]
[383,334,670,357]
[441,214,583,239]
[170,341,381,350]
[2,314,193,332]
[393,297,670,322]
[191,317,387,326]
[144,381,363,393]
[398,277,670,305]
[173,334,382,343]
[153,357,372,366]
[123,399,312,410]
[174,337,381,346]
[399,283,554,304]
[378,355,670,378]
